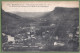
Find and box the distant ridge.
[1,7,79,36]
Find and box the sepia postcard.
[1,1,79,52]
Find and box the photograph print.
[1,1,79,52]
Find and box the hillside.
[2,10,35,36]
[2,7,79,51]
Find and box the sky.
[2,1,79,12]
